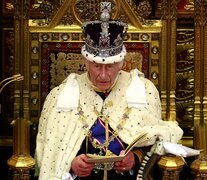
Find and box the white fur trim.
[56,73,79,111]
[81,45,127,64]
[126,69,147,108]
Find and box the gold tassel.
[103,164,107,180]
[103,115,109,180]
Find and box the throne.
[28,1,185,178]
[3,0,207,179]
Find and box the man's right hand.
[71,154,94,177]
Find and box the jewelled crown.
[81,2,128,64]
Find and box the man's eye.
[107,65,113,69]
[95,65,100,68]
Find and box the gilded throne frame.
[3,0,207,179]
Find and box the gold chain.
[77,105,132,153]
[92,107,132,151]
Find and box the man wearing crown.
[35,2,183,180]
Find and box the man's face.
[85,60,123,92]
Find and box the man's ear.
[84,59,89,71]
[119,61,124,70]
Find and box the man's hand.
[114,150,135,173]
[71,154,94,177]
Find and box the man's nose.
[99,66,107,79]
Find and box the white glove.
[62,172,77,180]
[163,142,201,157]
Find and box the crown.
[81,2,128,64]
